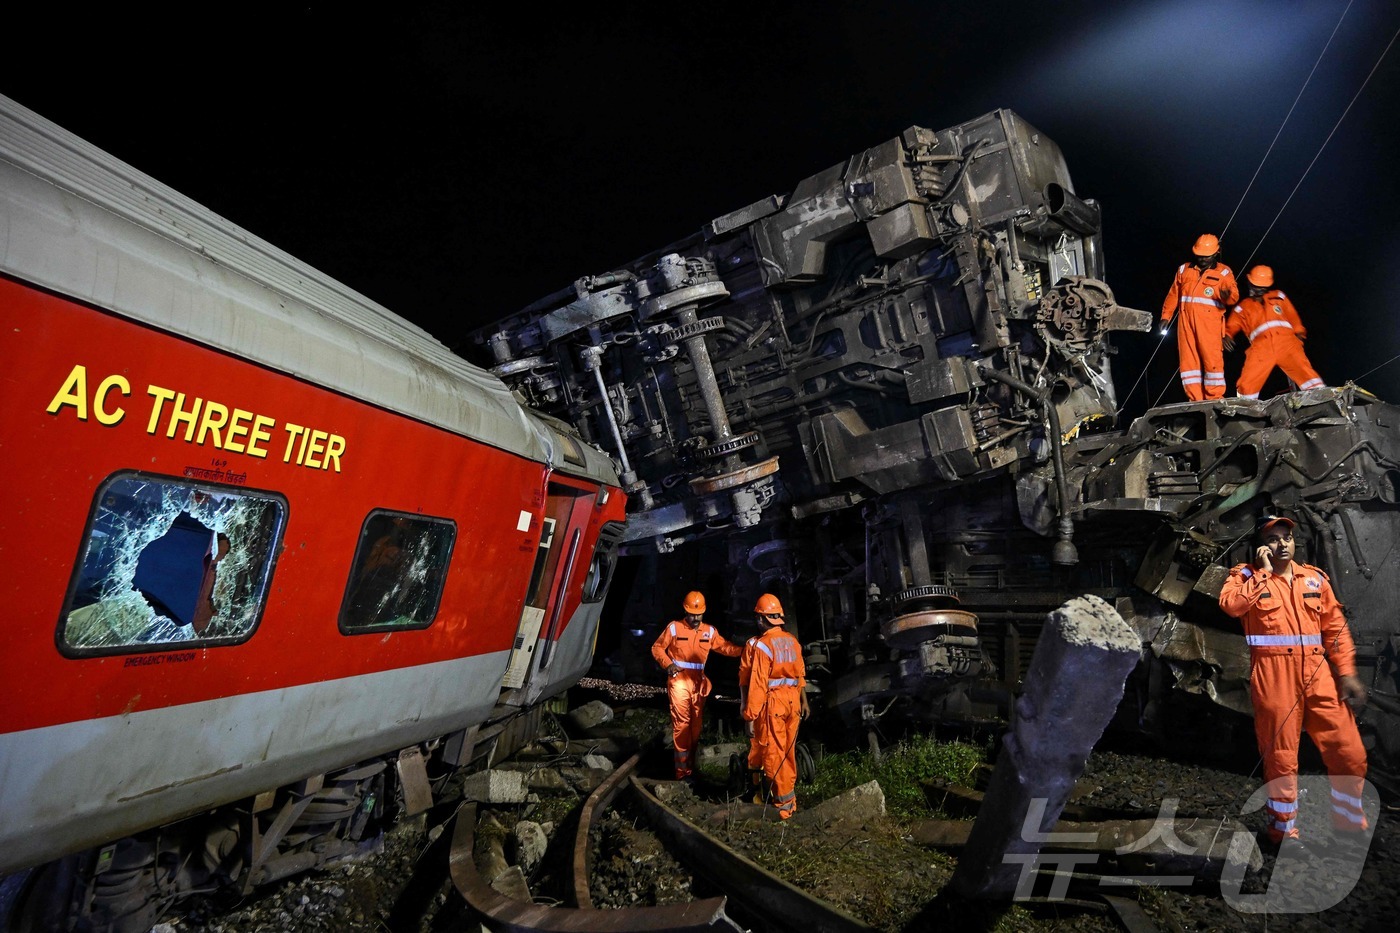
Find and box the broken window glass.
[340,511,455,631]
[582,522,625,604]
[61,473,285,653]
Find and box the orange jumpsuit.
[652,620,741,780]
[1161,262,1238,401]
[1224,290,1324,399]
[741,626,806,818]
[1219,562,1368,843]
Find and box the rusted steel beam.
[449,801,740,933]
[949,595,1142,900]
[572,751,644,908]
[628,776,875,933]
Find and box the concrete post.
[950,594,1141,899]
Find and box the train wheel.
[795,742,817,784]
[3,843,166,933]
[3,858,78,933]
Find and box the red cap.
[1258,514,1296,538]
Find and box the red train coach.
[0,94,626,931]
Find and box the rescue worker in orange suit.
[1218,515,1369,847]
[737,628,765,800]
[651,591,742,782]
[741,594,810,819]
[1224,265,1326,399]
[1160,233,1239,401]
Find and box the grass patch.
[802,733,987,818]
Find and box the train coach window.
[340,511,455,632]
[60,474,285,653]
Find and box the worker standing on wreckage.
[652,591,742,783]
[1218,515,1369,849]
[1160,233,1239,400]
[1224,264,1327,399]
[742,594,810,819]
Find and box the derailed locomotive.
[0,95,626,932]
[472,109,1400,789]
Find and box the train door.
[499,480,595,691]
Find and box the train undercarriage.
[1,707,547,933]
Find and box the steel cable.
[1220,0,1355,241]
[1241,22,1400,269]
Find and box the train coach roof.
[0,95,606,479]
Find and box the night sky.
[5,0,1399,411]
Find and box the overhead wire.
[1241,20,1400,270]
[1219,0,1355,242]
[1239,16,1400,393]
[1351,351,1400,385]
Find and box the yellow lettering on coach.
[247,414,275,459]
[282,422,306,464]
[323,434,345,473]
[46,366,130,425]
[94,375,130,425]
[196,400,229,447]
[49,368,346,472]
[303,429,328,468]
[46,364,90,420]
[166,393,203,442]
[224,407,255,454]
[146,385,175,433]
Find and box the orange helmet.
[1246,265,1274,288]
[753,593,784,620]
[682,591,706,614]
[1192,233,1220,257]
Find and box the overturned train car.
[472,109,1400,791]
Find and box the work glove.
[1340,674,1369,708]
[1158,322,1170,336]
[1222,335,1235,352]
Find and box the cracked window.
[340,511,455,632]
[61,474,285,653]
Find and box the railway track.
[442,749,1163,933]
[448,751,876,932]
[150,713,1398,932]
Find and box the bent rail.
[628,776,874,933]
[572,751,645,908]
[449,800,740,933]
